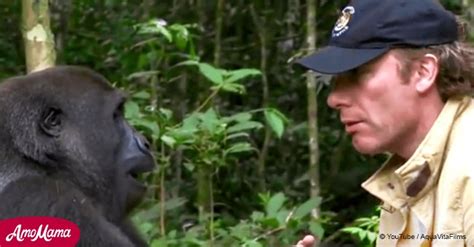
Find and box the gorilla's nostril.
[134,135,151,153]
[143,140,151,150]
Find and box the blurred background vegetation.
[0,0,471,246]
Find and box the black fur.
[0,66,155,246]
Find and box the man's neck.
[394,98,445,160]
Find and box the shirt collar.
[362,96,471,209]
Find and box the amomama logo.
[0,216,80,246]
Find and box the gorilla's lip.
[127,167,151,193]
[128,161,154,178]
[125,157,155,188]
[128,173,147,190]
[125,173,149,211]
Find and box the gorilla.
[0,66,155,246]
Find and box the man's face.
[327,51,421,155]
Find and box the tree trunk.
[49,0,71,63]
[250,4,271,192]
[213,0,224,66]
[196,164,211,221]
[195,0,212,225]
[305,0,321,224]
[22,0,56,73]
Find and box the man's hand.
[295,235,316,247]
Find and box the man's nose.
[327,86,344,109]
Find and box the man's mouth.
[343,120,363,134]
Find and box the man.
[295,0,474,246]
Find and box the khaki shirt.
[362,96,474,247]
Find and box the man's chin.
[352,138,383,155]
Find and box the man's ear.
[414,54,439,94]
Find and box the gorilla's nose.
[134,133,151,154]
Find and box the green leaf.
[127,70,159,80]
[133,91,151,100]
[222,112,252,123]
[137,54,149,69]
[260,217,280,228]
[227,121,263,133]
[230,223,252,240]
[224,132,250,141]
[137,222,154,236]
[161,135,176,148]
[169,24,189,50]
[358,230,367,241]
[136,119,160,139]
[156,24,172,42]
[183,162,195,172]
[243,240,263,247]
[276,209,290,226]
[309,221,325,239]
[197,63,224,85]
[167,126,196,144]
[199,108,220,132]
[163,197,187,211]
[250,211,265,222]
[134,197,187,221]
[124,101,141,119]
[266,192,286,217]
[159,108,173,120]
[168,230,177,238]
[150,239,167,247]
[293,197,321,219]
[136,20,172,42]
[182,113,200,131]
[226,68,261,84]
[175,35,187,50]
[341,227,361,234]
[220,82,246,94]
[367,232,377,243]
[267,107,288,121]
[175,60,199,67]
[264,108,286,138]
[225,142,254,154]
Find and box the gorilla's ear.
[39,107,62,137]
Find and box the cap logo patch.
[332,6,355,37]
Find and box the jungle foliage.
[0,0,470,246]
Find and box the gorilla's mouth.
[127,172,149,192]
[127,166,152,188]
[124,164,153,210]
[122,155,155,211]
[129,172,139,180]
[128,173,142,186]
[125,157,155,188]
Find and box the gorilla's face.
[114,110,155,212]
[0,66,155,215]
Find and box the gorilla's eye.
[44,108,62,127]
[40,108,62,137]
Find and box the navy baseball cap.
[296,0,458,74]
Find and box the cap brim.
[295,46,389,74]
